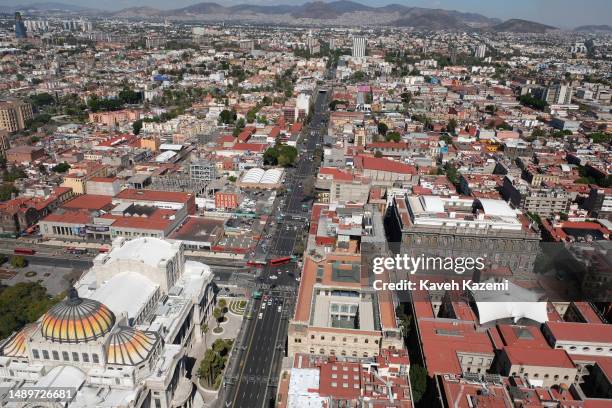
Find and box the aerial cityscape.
[0,1,611,407]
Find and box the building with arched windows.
[0,237,215,408]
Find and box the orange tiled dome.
[106,327,158,366]
[1,324,36,357]
[41,288,115,343]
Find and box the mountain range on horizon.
[1,0,609,32]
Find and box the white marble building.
[0,237,215,408]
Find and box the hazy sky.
[4,0,612,27]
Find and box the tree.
[201,323,209,345]
[278,145,298,167]
[589,132,611,144]
[246,109,257,123]
[377,122,388,136]
[132,119,143,135]
[445,163,459,185]
[263,148,279,165]
[10,255,26,268]
[30,92,54,108]
[446,118,458,134]
[374,150,383,158]
[410,364,428,403]
[119,88,141,104]
[25,114,52,131]
[51,162,71,173]
[386,131,401,142]
[213,307,223,328]
[400,92,412,104]
[518,94,548,111]
[219,109,236,125]
[3,167,27,182]
[0,183,18,201]
[0,282,59,338]
[233,118,246,136]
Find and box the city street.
[220,88,329,407]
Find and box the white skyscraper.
[475,44,487,59]
[352,36,366,58]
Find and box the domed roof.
[41,288,115,343]
[1,324,36,357]
[106,327,158,366]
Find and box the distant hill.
[493,19,556,33]
[1,2,92,12]
[172,2,228,15]
[5,0,561,32]
[392,7,499,29]
[110,0,503,28]
[574,24,612,32]
[112,6,165,18]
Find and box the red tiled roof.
[114,189,192,203]
[570,302,604,324]
[42,210,91,224]
[232,143,267,152]
[88,177,117,183]
[546,321,612,343]
[62,194,112,211]
[357,155,416,175]
[503,346,575,369]
[496,324,550,349]
[418,320,494,375]
[318,167,354,182]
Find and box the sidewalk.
[189,300,245,407]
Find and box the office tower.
[475,44,487,59]
[449,45,458,64]
[14,12,27,39]
[0,99,34,132]
[329,38,336,50]
[239,39,254,51]
[352,36,366,58]
[24,20,49,32]
[306,32,320,54]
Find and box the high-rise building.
[24,20,49,32]
[449,45,458,64]
[62,20,92,32]
[475,44,487,59]
[239,39,254,51]
[306,32,320,55]
[352,36,366,58]
[329,38,336,50]
[14,12,27,39]
[543,83,573,105]
[0,99,33,132]
[0,130,9,157]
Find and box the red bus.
[247,260,266,268]
[14,248,35,255]
[66,247,88,255]
[269,256,292,266]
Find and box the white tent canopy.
[472,280,548,324]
